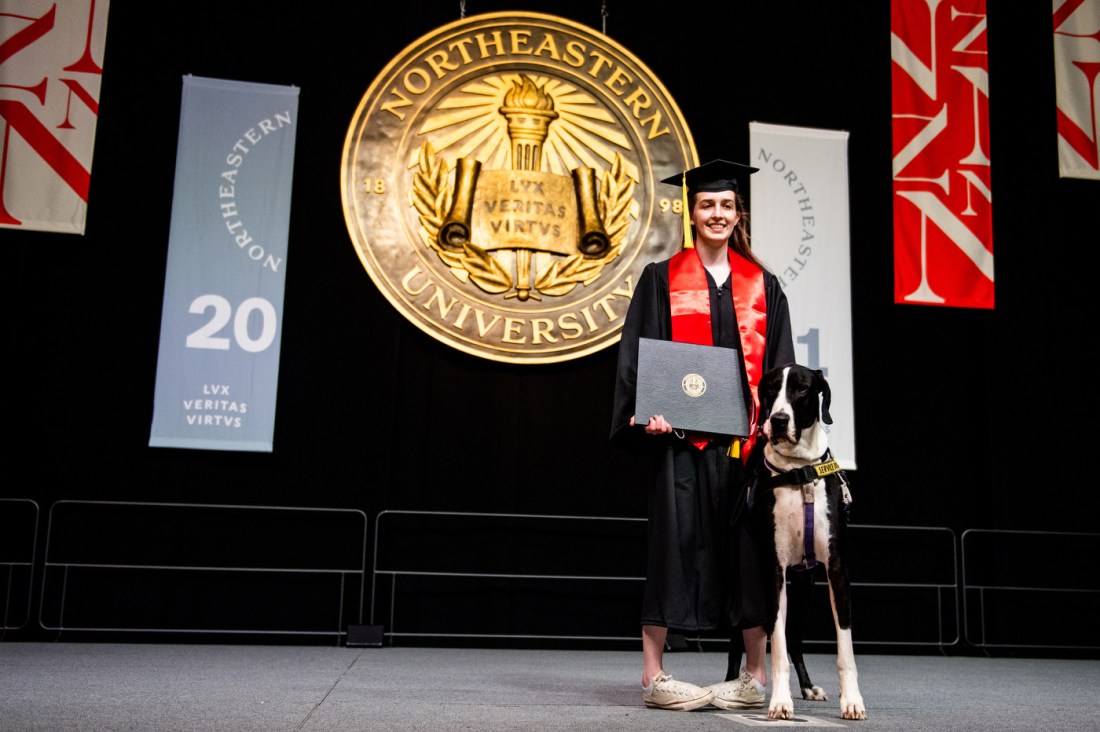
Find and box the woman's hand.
[630,415,672,435]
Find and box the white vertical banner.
[0,0,109,233]
[150,76,299,452]
[1054,0,1100,180]
[749,122,857,470]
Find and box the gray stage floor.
[1,643,1098,731]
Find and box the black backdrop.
[4,2,1096,645]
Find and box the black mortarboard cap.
[660,159,759,249]
[660,159,759,193]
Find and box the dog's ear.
[814,369,833,425]
[757,367,782,417]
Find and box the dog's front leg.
[787,568,827,701]
[768,573,795,720]
[834,627,865,721]
[826,561,866,720]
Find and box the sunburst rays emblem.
[419,73,632,177]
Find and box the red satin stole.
[668,247,767,462]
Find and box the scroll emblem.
[341,12,696,363]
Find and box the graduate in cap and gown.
[610,159,795,711]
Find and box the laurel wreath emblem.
[412,142,633,298]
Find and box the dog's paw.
[801,685,827,701]
[840,696,867,720]
[768,694,795,720]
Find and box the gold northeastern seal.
[341,11,697,363]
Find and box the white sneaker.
[704,668,765,709]
[643,671,716,711]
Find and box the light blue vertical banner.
[150,75,299,452]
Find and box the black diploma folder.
[634,337,749,436]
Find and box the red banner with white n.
[0,0,109,234]
[1054,0,1100,180]
[891,0,994,310]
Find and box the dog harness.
[761,449,848,569]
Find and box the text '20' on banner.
[749,122,857,470]
[0,0,110,234]
[150,76,299,452]
[891,0,994,310]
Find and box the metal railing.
[24,502,1098,651]
[39,500,368,640]
[744,524,959,651]
[1,498,39,632]
[961,529,1100,651]
[372,511,960,650]
[372,510,647,643]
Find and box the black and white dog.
[754,364,866,721]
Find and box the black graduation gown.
[610,256,795,632]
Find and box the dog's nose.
[770,413,790,432]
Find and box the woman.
[610,159,795,711]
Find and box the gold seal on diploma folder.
[634,338,749,436]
